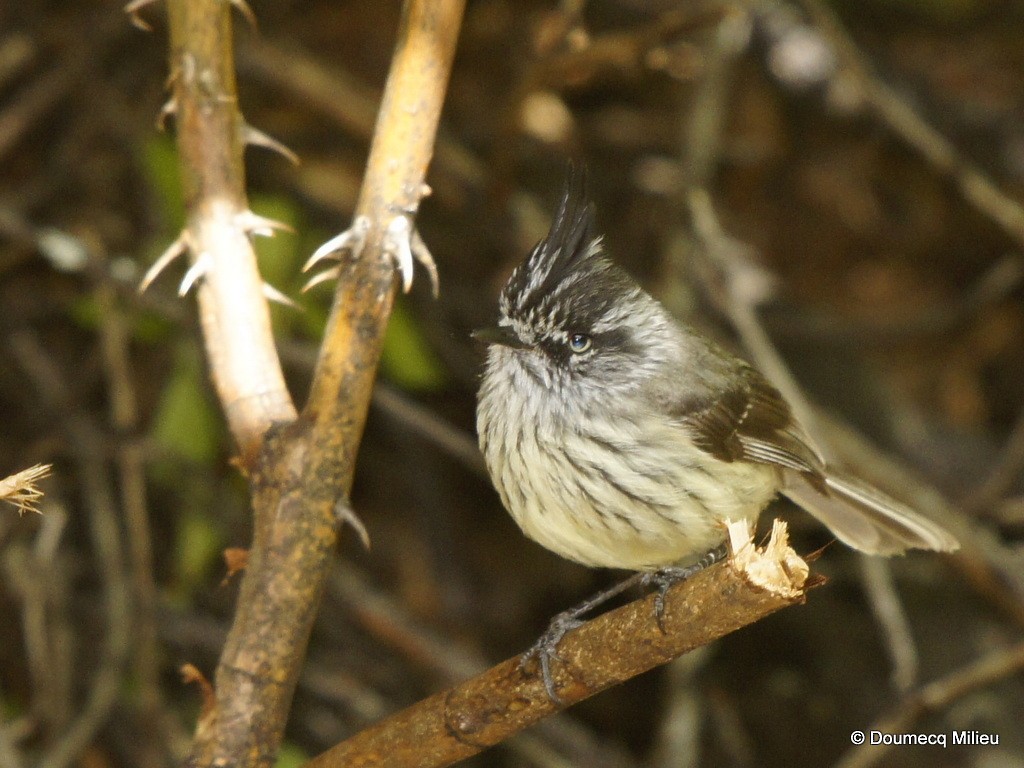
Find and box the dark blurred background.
[1,1,1023,767]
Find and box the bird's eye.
[568,333,592,353]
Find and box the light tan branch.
[165,0,295,462]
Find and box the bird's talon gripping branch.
[639,543,729,632]
[519,612,584,705]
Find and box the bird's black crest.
[501,163,602,318]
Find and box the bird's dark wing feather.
[675,367,827,488]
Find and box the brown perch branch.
[306,521,811,768]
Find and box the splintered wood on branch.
[306,520,812,768]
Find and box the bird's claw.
[640,544,729,632]
[520,611,585,705]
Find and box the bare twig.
[962,404,1024,518]
[9,333,132,768]
[858,557,918,692]
[92,256,172,759]
[0,62,84,161]
[799,0,1024,253]
[307,522,810,768]
[833,640,1024,768]
[2,506,71,739]
[0,717,25,768]
[531,5,726,88]
[238,39,484,191]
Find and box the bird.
[474,167,958,700]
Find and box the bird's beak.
[472,324,529,349]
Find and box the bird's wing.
[674,366,826,486]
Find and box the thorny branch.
[175,0,466,766]
[161,0,296,463]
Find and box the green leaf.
[274,743,309,768]
[380,298,447,391]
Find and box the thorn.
[180,664,216,721]
[262,281,298,308]
[139,236,188,293]
[334,500,371,550]
[411,227,440,298]
[157,97,177,131]
[241,124,300,165]
[227,0,257,28]
[384,215,415,293]
[178,253,211,296]
[300,266,340,293]
[303,216,371,272]
[124,0,159,30]
[236,210,294,237]
[382,216,440,295]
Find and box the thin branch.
[530,4,726,88]
[833,640,1024,768]
[307,521,811,768]
[962,403,1024,518]
[93,258,171,758]
[165,0,296,462]
[799,0,1024,253]
[9,332,132,768]
[238,38,484,191]
[858,557,918,692]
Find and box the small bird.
[475,168,958,698]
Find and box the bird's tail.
[781,469,959,555]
